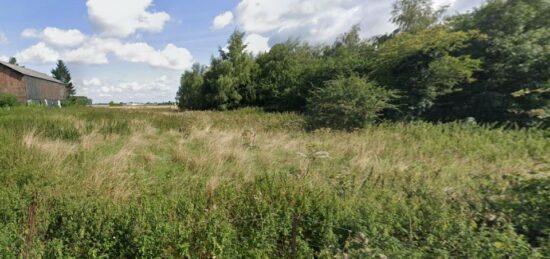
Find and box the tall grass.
[0,106,548,258]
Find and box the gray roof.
[0,61,65,84]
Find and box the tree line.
[177,0,549,130]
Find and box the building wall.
[24,76,66,102]
[0,66,27,103]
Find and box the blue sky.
[0,0,485,103]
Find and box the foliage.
[197,30,258,110]
[254,41,322,111]
[0,93,20,108]
[391,0,447,33]
[370,27,482,119]
[493,177,550,253]
[51,60,76,97]
[305,76,395,130]
[62,96,92,107]
[8,57,17,65]
[177,63,206,110]
[108,101,123,107]
[445,0,550,127]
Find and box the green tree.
[306,76,395,131]
[255,41,322,111]
[321,25,373,82]
[391,0,447,34]
[202,58,240,110]
[254,26,373,112]
[8,57,17,65]
[370,27,482,120]
[177,63,206,110]
[202,30,258,110]
[220,30,258,106]
[447,0,550,126]
[51,60,76,97]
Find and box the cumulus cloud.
[87,0,170,38]
[212,11,234,30]
[63,37,194,70]
[0,32,7,44]
[111,42,193,70]
[228,0,485,45]
[22,27,87,47]
[81,75,177,102]
[245,34,270,54]
[15,42,60,63]
[83,78,102,87]
[64,43,110,65]
[0,55,8,62]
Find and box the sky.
[0,0,486,103]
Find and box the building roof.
[0,61,65,85]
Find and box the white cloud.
[0,55,8,62]
[22,27,87,47]
[83,75,177,102]
[245,34,270,54]
[110,42,193,70]
[83,78,102,87]
[21,28,40,38]
[0,32,7,44]
[63,37,194,70]
[15,42,60,63]
[63,37,112,65]
[87,0,170,38]
[229,0,485,45]
[212,11,234,30]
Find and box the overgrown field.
[0,107,548,258]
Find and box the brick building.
[0,61,66,106]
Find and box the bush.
[108,101,123,107]
[305,76,395,131]
[62,96,92,107]
[492,177,550,252]
[0,93,20,108]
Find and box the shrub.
[0,93,20,108]
[305,76,395,131]
[108,101,123,107]
[62,96,92,107]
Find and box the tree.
[220,30,258,106]
[370,27,482,120]
[51,60,76,97]
[391,0,447,34]
[201,30,258,110]
[8,57,18,65]
[177,63,207,110]
[306,76,395,131]
[446,0,550,126]
[254,41,322,111]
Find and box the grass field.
[0,107,548,258]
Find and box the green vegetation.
[305,77,394,131]
[0,93,20,108]
[62,96,93,107]
[51,60,76,97]
[176,0,550,128]
[8,57,18,65]
[0,106,548,258]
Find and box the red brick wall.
[0,65,26,103]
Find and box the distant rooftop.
[0,61,65,85]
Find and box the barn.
[0,61,67,106]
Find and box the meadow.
[0,106,548,258]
